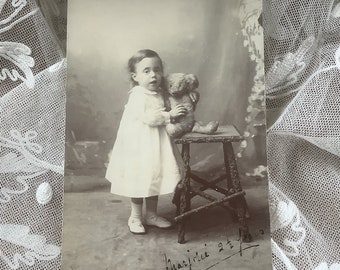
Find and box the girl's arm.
[143,108,171,126]
[143,105,186,126]
[126,90,186,127]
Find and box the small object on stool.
[173,125,251,244]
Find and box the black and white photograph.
[61,0,272,269]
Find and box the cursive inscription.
[163,232,263,270]
[164,244,210,270]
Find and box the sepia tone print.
[61,1,271,269]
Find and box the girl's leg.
[145,196,172,228]
[128,198,145,234]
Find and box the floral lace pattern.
[0,224,60,269]
[265,0,340,269]
[0,0,66,269]
[0,42,35,88]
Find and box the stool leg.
[223,142,241,191]
[178,143,191,244]
[223,142,252,243]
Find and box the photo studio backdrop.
[65,0,266,180]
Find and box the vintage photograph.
[61,0,272,269]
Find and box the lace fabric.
[0,0,66,269]
[264,0,340,269]
[1,0,339,269]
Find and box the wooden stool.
[172,125,252,244]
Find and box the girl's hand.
[169,105,187,119]
[189,91,200,104]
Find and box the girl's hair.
[127,49,164,86]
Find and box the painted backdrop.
[66,0,265,177]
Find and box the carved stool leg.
[223,142,252,242]
[178,143,191,244]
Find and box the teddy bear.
[163,73,219,138]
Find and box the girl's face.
[132,57,163,92]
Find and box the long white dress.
[105,86,185,198]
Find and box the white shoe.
[128,217,146,234]
[145,215,172,228]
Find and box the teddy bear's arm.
[189,90,200,110]
[189,90,200,102]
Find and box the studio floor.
[61,172,272,270]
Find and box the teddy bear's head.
[165,73,199,96]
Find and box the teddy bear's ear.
[185,74,199,90]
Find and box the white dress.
[105,86,185,198]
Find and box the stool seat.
[174,125,244,144]
[172,125,252,244]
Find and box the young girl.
[105,49,190,234]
